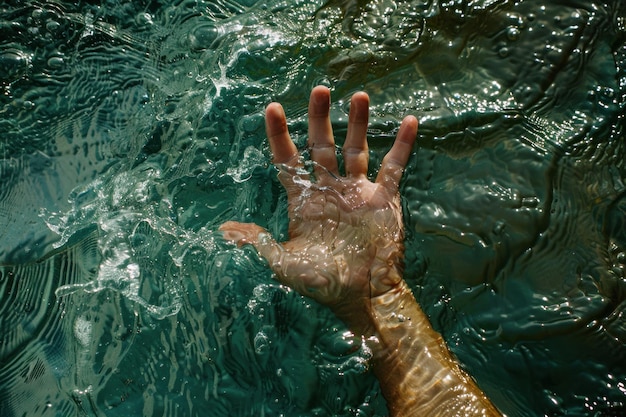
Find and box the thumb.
[219,221,283,265]
[220,222,337,303]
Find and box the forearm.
[360,281,501,417]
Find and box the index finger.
[266,102,299,165]
[375,115,418,191]
[265,102,309,215]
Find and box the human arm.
[220,86,501,416]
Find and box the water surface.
[1,0,625,416]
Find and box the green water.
[1,0,625,415]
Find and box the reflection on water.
[0,0,624,415]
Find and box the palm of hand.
[278,165,404,302]
[221,87,417,323]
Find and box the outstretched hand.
[220,86,417,331]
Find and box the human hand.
[220,86,417,331]
[221,89,501,417]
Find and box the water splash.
[41,170,186,320]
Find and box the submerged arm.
[367,282,500,416]
[220,86,501,416]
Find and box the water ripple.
[1,0,625,416]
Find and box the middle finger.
[307,86,339,177]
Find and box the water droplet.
[507,27,520,41]
[493,221,505,235]
[47,56,64,69]
[0,48,30,81]
[254,330,270,354]
[46,20,60,32]
[189,24,219,51]
[136,12,153,27]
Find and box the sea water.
[0,0,625,416]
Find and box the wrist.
[330,279,428,359]
[327,271,411,342]
[366,280,434,361]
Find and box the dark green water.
[1,0,625,416]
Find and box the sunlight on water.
[1,0,625,416]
